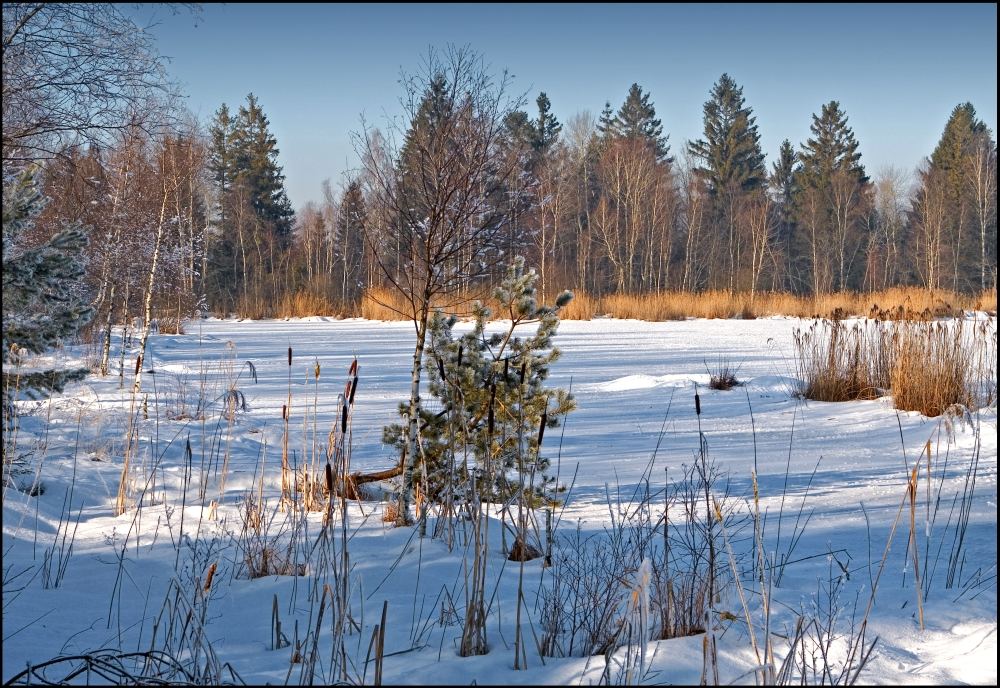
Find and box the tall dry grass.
[355,286,992,322]
[794,318,996,416]
[275,290,341,318]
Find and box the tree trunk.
[397,304,429,526]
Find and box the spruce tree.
[3,170,93,417]
[397,73,458,228]
[610,83,671,162]
[336,178,367,303]
[797,101,867,187]
[232,93,295,244]
[208,103,236,205]
[530,92,562,155]
[925,102,991,291]
[770,139,798,264]
[795,101,870,293]
[596,101,616,143]
[688,74,766,195]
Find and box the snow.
[3,315,996,685]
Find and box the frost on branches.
[383,257,576,505]
[2,170,93,414]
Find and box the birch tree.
[355,46,526,525]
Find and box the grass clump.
[794,317,996,416]
[705,357,743,391]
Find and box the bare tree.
[354,46,525,525]
[865,167,909,291]
[913,164,948,291]
[744,192,775,300]
[2,3,192,168]
[966,136,997,292]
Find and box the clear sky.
[128,3,998,210]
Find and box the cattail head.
[437,356,446,382]
[203,562,217,593]
[537,410,547,447]
[314,361,320,380]
[519,361,527,385]
[349,358,358,377]
[282,404,287,421]
[487,383,496,436]
[135,355,142,374]
[349,377,359,406]
[694,390,701,416]
[341,403,348,434]
[325,462,334,495]
[457,345,463,368]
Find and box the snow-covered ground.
[3,315,996,685]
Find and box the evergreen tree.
[770,139,798,270]
[924,102,991,291]
[688,74,766,196]
[231,93,295,243]
[397,73,459,228]
[930,103,987,180]
[797,101,867,187]
[336,178,367,302]
[596,101,616,143]
[610,83,671,162]
[530,92,562,155]
[795,101,871,293]
[383,257,575,503]
[208,104,236,204]
[503,110,535,151]
[3,170,93,417]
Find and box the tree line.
[4,6,997,361]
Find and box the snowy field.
[3,315,996,685]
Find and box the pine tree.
[3,170,93,417]
[383,257,575,504]
[688,74,766,196]
[610,83,671,162]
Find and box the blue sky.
[130,3,998,209]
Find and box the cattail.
[287,346,292,366]
[437,356,446,382]
[325,462,334,494]
[135,355,142,374]
[349,377,359,406]
[695,391,701,416]
[349,358,358,377]
[314,361,320,380]
[344,379,352,400]
[487,383,496,436]
[519,361,527,385]
[457,345,463,367]
[341,403,348,434]
[282,403,287,421]
[203,562,217,592]
[537,410,547,447]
